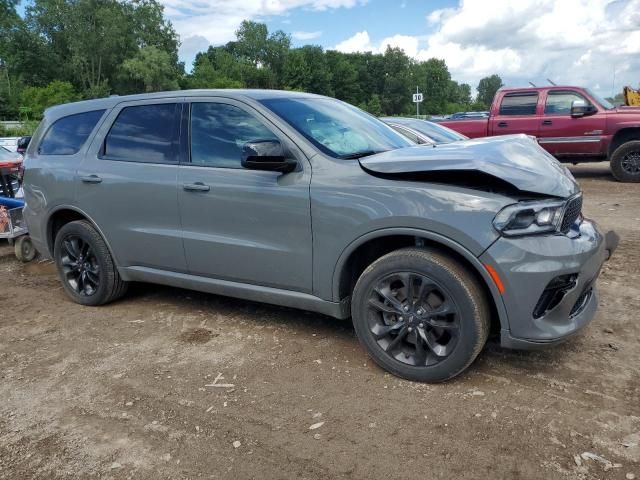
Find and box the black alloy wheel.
[59,235,101,296]
[351,247,490,382]
[367,272,460,366]
[53,220,128,306]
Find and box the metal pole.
[416,86,419,118]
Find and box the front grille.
[560,195,582,233]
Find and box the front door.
[177,99,313,293]
[538,90,607,157]
[77,99,187,272]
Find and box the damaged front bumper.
[480,219,619,349]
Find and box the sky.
[147,0,636,97]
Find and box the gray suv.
[23,90,618,382]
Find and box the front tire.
[53,220,128,306]
[610,140,640,183]
[351,247,490,382]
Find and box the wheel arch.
[609,127,640,156]
[332,228,509,332]
[46,206,121,267]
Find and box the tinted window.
[104,103,179,163]
[190,103,278,168]
[260,98,412,158]
[499,93,538,116]
[403,119,467,143]
[390,125,422,144]
[544,91,587,114]
[39,110,105,155]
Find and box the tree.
[121,46,180,92]
[284,46,332,95]
[20,80,78,118]
[325,50,360,104]
[476,74,504,108]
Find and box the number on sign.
[413,93,423,103]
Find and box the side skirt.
[120,266,351,319]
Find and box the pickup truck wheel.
[53,220,128,306]
[610,140,640,183]
[351,247,490,382]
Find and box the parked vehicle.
[0,137,19,153]
[0,146,21,197]
[17,136,32,155]
[381,117,468,144]
[439,85,640,182]
[23,90,618,382]
[449,111,489,120]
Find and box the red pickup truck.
[439,86,640,182]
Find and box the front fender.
[330,227,510,331]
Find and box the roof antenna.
[528,82,537,87]
[547,78,557,86]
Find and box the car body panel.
[177,98,314,292]
[359,134,579,198]
[76,97,187,272]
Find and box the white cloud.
[334,31,419,57]
[333,0,640,96]
[292,30,323,40]
[334,31,374,52]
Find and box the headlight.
[493,199,565,236]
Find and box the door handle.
[497,122,508,128]
[80,174,102,184]
[183,182,210,192]
[542,120,553,126]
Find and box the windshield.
[260,97,413,158]
[586,89,615,110]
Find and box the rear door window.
[38,110,105,155]
[499,93,539,116]
[103,103,180,163]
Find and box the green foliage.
[0,120,39,137]
[363,94,383,116]
[121,46,180,92]
[476,74,504,108]
[0,5,507,121]
[20,80,78,118]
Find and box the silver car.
[23,90,618,382]
[381,117,468,144]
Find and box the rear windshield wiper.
[339,150,386,160]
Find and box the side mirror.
[241,140,297,173]
[570,99,595,118]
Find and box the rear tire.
[53,220,128,306]
[351,247,490,382]
[610,140,640,182]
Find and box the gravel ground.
[0,162,638,480]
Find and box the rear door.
[538,90,607,157]
[77,99,187,272]
[490,91,540,137]
[177,98,313,292]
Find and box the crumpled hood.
[359,134,579,198]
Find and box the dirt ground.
[0,162,638,480]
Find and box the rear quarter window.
[38,110,106,155]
